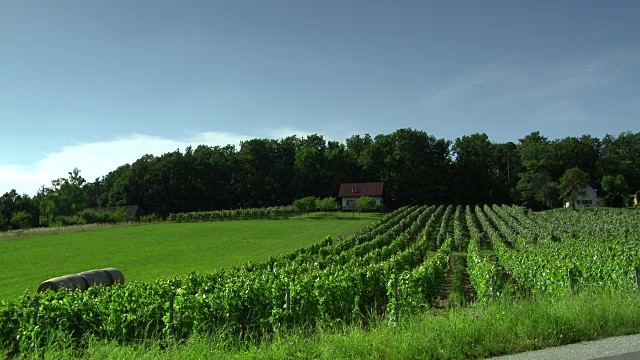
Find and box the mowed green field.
[0,214,378,300]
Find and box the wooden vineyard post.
[12,315,20,335]
[285,287,291,327]
[394,276,400,324]
[168,293,175,345]
[491,276,496,300]
[568,269,574,293]
[32,296,40,328]
[635,268,639,289]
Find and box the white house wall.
[565,185,598,209]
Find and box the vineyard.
[1,205,639,356]
[167,206,297,222]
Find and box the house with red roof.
[338,182,384,211]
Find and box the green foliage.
[600,132,640,194]
[517,171,559,209]
[0,206,436,353]
[387,236,452,319]
[453,133,503,204]
[479,205,640,295]
[35,288,640,359]
[37,168,90,227]
[469,206,507,300]
[76,208,113,224]
[355,196,377,213]
[292,197,318,216]
[601,174,630,206]
[558,167,590,209]
[0,216,375,300]
[3,130,640,229]
[53,208,129,226]
[315,197,339,216]
[515,132,601,210]
[10,211,33,230]
[108,207,129,223]
[140,213,162,223]
[167,206,296,222]
[1,204,639,357]
[447,259,466,307]
[54,214,85,226]
[0,190,37,231]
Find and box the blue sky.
[1,0,639,195]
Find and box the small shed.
[338,182,384,211]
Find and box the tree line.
[1,128,639,231]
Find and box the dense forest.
[1,128,639,231]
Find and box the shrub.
[140,213,162,223]
[292,196,318,216]
[316,197,339,216]
[108,207,129,223]
[55,215,85,226]
[9,211,33,230]
[77,209,113,224]
[356,196,377,213]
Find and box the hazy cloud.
[417,50,640,139]
[421,70,506,109]
[0,128,308,196]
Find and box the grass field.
[0,213,379,300]
[2,206,640,359]
[14,288,640,359]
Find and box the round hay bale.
[78,269,112,287]
[101,268,125,285]
[61,274,88,291]
[37,277,73,293]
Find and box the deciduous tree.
[292,196,318,216]
[558,167,590,209]
[315,197,339,217]
[356,196,377,213]
[601,174,630,207]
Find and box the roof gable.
[559,184,597,199]
[338,182,384,197]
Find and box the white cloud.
[0,128,309,196]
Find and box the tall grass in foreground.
[13,288,640,359]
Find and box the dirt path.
[433,256,477,308]
[460,256,477,305]
[433,256,456,309]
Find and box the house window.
[346,200,355,206]
[352,188,361,193]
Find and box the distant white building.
[338,182,384,211]
[561,184,598,209]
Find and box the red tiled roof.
[338,182,384,197]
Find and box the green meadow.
[0,213,379,300]
[2,207,640,359]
